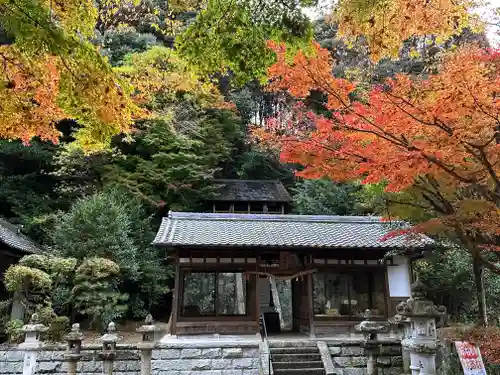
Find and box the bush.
[5,319,23,344]
[72,257,128,331]
[46,316,70,342]
[415,248,500,323]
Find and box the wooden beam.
[246,268,318,280]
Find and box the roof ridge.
[167,211,398,224]
[214,179,280,183]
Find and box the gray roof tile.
[0,218,42,254]
[153,212,434,249]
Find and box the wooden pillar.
[254,275,260,334]
[306,253,315,338]
[171,255,181,335]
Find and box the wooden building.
[154,183,433,337]
[0,218,42,315]
[209,180,293,214]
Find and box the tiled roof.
[0,218,42,254]
[153,212,434,249]
[212,180,292,202]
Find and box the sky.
[302,0,500,46]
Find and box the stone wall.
[0,342,260,375]
[326,338,403,375]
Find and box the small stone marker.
[137,314,156,375]
[355,309,384,375]
[64,323,84,375]
[99,322,119,375]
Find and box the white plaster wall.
[387,256,411,297]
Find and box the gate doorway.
[258,276,296,334]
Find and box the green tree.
[177,0,314,85]
[51,189,169,318]
[108,107,243,211]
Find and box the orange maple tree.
[256,41,500,274]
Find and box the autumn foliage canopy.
[255,41,500,257]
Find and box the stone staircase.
[269,341,326,375]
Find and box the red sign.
[455,341,487,375]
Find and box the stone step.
[273,361,324,370]
[271,353,322,362]
[273,368,326,375]
[269,341,318,348]
[271,347,320,354]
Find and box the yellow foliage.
[333,0,476,61]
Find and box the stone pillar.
[19,313,48,375]
[64,323,84,375]
[396,279,446,375]
[136,314,156,375]
[402,317,412,374]
[355,309,384,375]
[99,322,119,375]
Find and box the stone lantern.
[136,314,156,375]
[396,278,446,375]
[99,322,120,375]
[64,323,84,375]
[19,313,48,375]
[355,309,385,375]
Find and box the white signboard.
[455,341,487,375]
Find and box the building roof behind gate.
[153,212,434,249]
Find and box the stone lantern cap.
[137,314,156,334]
[20,313,48,333]
[355,310,385,337]
[65,323,84,342]
[100,322,120,344]
[396,278,446,318]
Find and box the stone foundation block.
[391,356,403,367]
[0,361,23,374]
[376,356,391,366]
[241,370,259,375]
[210,359,232,370]
[182,348,204,359]
[223,348,243,358]
[341,347,364,356]
[0,351,24,362]
[37,361,62,373]
[379,346,402,356]
[191,360,213,371]
[114,360,141,371]
[153,359,192,371]
[203,348,222,358]
[154,348,181,359]
[232,358,258,369]
[329,346,342,355]
[242,348,259,358]
[221,370,243,375]
[179,371,222,375]
[154,371,180,375]
[343,368,367,375]
[77,360,101,372]
[380,367,404,375]
[334,356,367,367]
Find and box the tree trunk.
[473,255,488,327]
